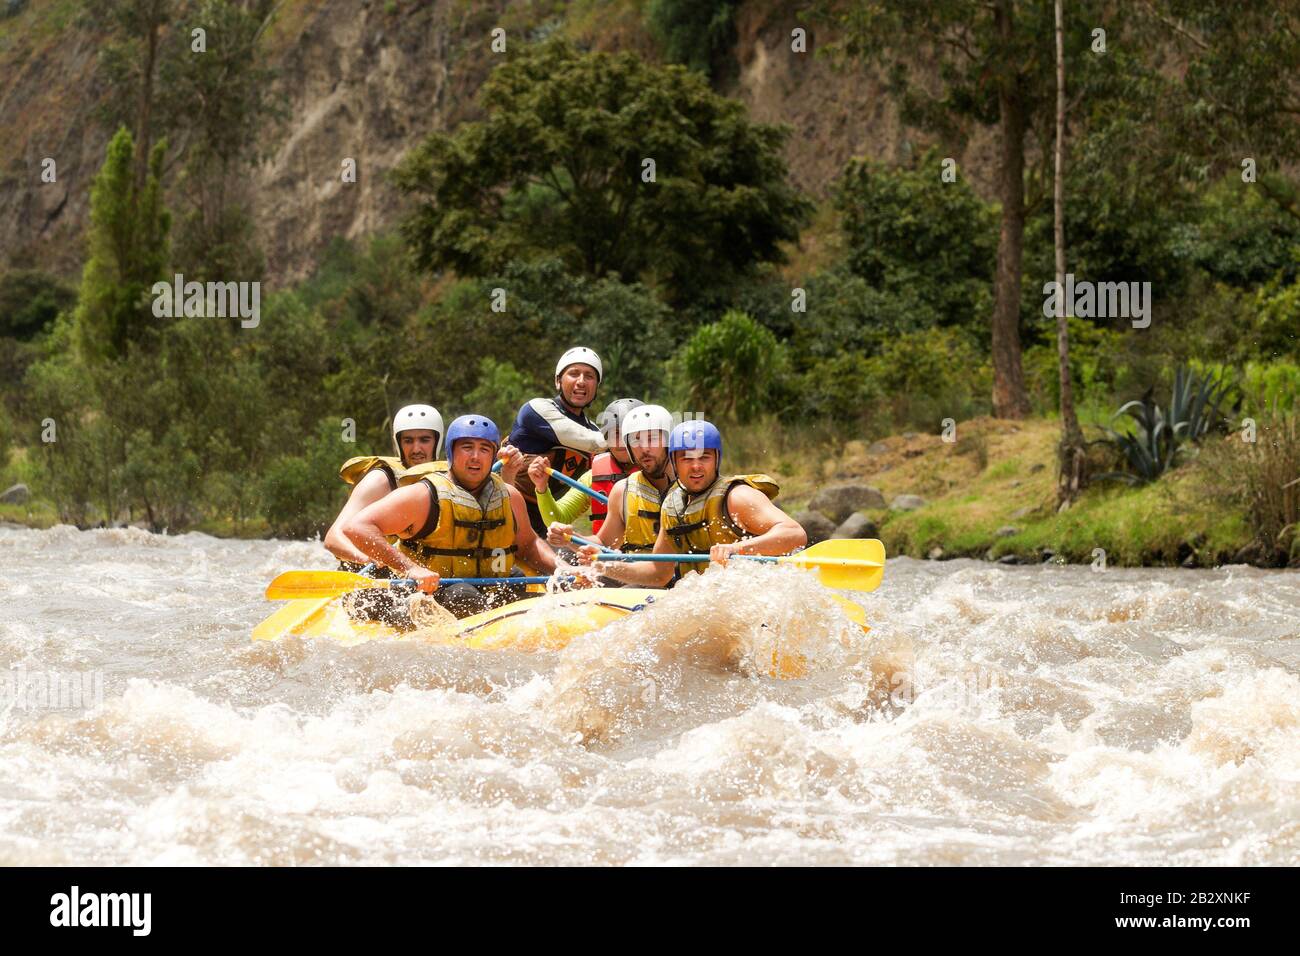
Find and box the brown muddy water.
[0,525,1296,865]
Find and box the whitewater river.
[0,524,1296,865]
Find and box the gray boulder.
[0,483,29,505]
[890,494,926,512]
[833,513,878,539]
[995,525,1020,538]
[794,510,837,545]
[808,483,887,523]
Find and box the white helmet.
[621,404,674,455]
[555,346,603,383]
[391,404,445,458]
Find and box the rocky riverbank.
[777,418,1292,569]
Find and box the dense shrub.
[0,270,76,340]
[865,327,992,430]
[260,420,352,539]
[673,310,787,423]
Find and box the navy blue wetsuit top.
[507,397,599,455]
[507,397,603,508]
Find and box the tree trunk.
[1054,0,1087,508]
[991,0,1032,420]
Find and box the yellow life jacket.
[661,474,779,576]
[396,460,450,485]
[621,471,665,552]
[341,457,450,488]
[395,471,517,579]
[339,455,404,489]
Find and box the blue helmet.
[446,414,500,452]
[669,420,722,469]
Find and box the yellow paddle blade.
[826,593,870,631]
[774,538,886,593]
[252,597,333,641]
[265,570,390,600]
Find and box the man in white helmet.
[506,347,608,534]
[546,404,674,557]
[324,404,523,568]
[325,404,444,567]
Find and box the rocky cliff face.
[0,0,991,285]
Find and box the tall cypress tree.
[74,126,171,362]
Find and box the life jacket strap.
[403,542,517,561]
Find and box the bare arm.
[710,485,807,564]
[594,480,627,548]
[325,469,394,564]
[508,484,558,574]
[583,523,675,587]
[342,483,432,575]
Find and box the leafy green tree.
[393,38,811,305]
[835,149,996,331]
[476,258,679,400]
[1182,176,1300,288]
[816,0,1124,418]
[74,127,171,361]
[86,0,177,189]
[1137,2,1300,221]
[464,358,541,432]
[163,0,279,281]
[647,0,736,78]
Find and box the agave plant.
[1097,366,1232,485]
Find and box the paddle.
[266,570,572,601]
[545,468,608,504]
[573,538,886,593]
[568,533,618,554]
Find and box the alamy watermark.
[2,667,104,714]
[151,272,260,328]
[1043,273,1151,328]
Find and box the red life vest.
[589,452,638,532]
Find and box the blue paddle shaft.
[547,468,608,504]
[592,553,777,564]
[394,575,568,587]
[569,534,618,554]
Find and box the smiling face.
[628,431,669,479]
[451,438,497,489]
[672,448,718,493]
[557,364,598,410]
[397,429,437,467]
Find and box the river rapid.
[0,524,1296,866]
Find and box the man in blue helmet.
[344,414,558,619]
[508,346,608,534]
[573,419,806,587]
